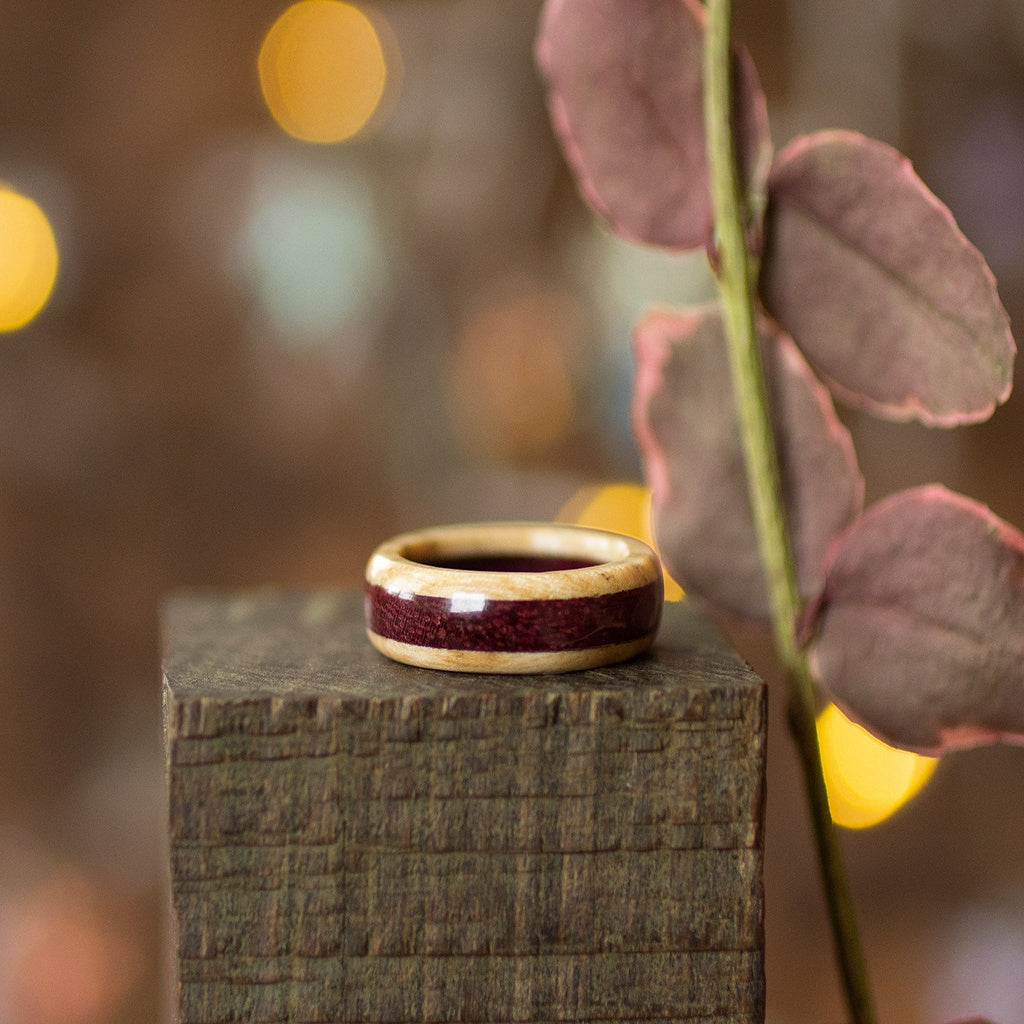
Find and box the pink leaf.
[760,131,1015,425]
[536,0,772,251]
[633,306,863,619]
[810,485,1024,755]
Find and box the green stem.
[701,3,877,1022]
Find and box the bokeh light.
[446,278,584,462]
[817,702,938,829]
[562,487,932,828]
[0,186,59,332]
[580,228,718,463]
[0,868,140,1024]
[258,1,392,144]
[558,482,684,601]
[560,488,932,828]
[232,151,389,352]
[926,899,1024,1024]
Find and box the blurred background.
[1,0,1023,1021]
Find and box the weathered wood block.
[164,591,766,1024]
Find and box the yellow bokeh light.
[561,486,934,827]
[258,1,390,144]
[558,482,684,601]
[817,702,938,829]
[0,187,59,332]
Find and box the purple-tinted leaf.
[536,0,772,251]
[810,485,1024,755]
[760,131,1015,425]
[633,305,863,619]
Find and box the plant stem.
[700,2,878,1022]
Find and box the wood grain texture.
[164,591,766,1024]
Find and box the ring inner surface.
[396,527,632,575]
[411,554,600,572]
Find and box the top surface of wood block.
[162,590,760,702]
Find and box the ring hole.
[394,526,635,574]
[416,554,602,572]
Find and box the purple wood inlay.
[365,581,662,653]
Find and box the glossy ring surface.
[364,522,664,673]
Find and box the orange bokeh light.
[446,280,584,461]
[258,1,391,143]
[1,869,141,1024]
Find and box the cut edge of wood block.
[164,590,766,1024]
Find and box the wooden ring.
[364,522,664,673]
